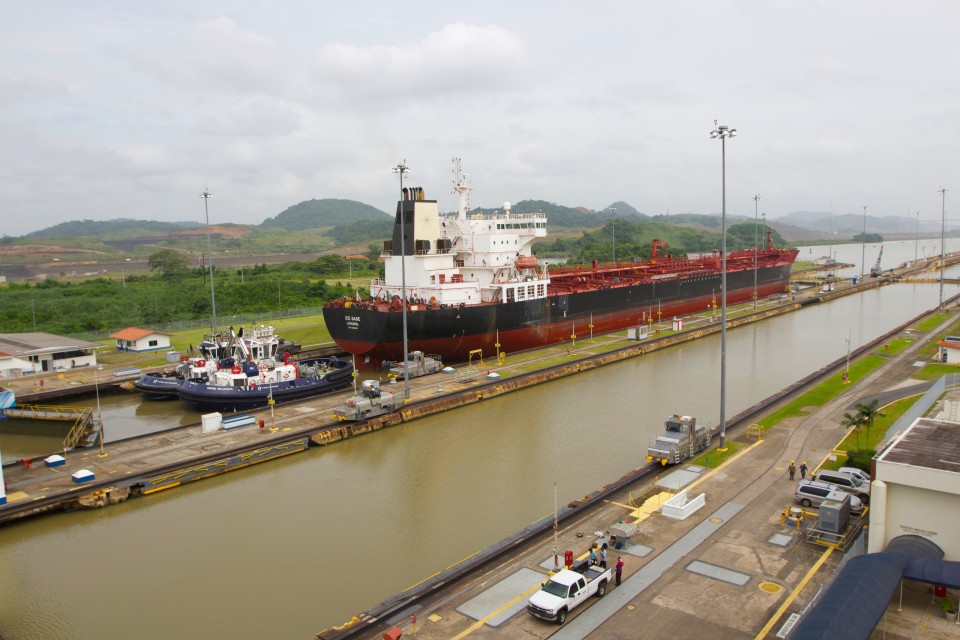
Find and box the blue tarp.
[791,535,945,640]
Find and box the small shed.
[71,469,95,483]
[110,328,172,353]
[0,350,34,379]
[936,336,960,364]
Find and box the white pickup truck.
[526,563,613,625]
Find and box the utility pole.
[710,121,736,450]
[200,190,217,335]
[393,161,412,400]
[940,187,948,311]
[753,194,760,309]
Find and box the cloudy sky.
[2,1,958,236]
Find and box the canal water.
[1,240,959,639]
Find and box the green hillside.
[261,199,389,231]
[536,220,789,263]
[25,218,202,239]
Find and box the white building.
[109,328,172,353]
[868,417,960,558]
[936,337,960,364]
[0,350,35,379]
[0,333,100,375]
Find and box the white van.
[837,466,870,484]
[813,469,870,504]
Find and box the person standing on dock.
[615,557,624,586]
[600,545,608,569]
[788,460,796,481]
[589,546,597,565]
[799,461,808,479]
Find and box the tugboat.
[132,332,233,400]
[176,324,353,412]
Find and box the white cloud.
[2,1,960,236]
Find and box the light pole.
[710,121,736,450]
[611,205,617,263]
[940,187,948,311]
[393,161,412,400]
[200,190,217,335]
[95,365,106,457]
[861,205,867,279]
[915,210,920,263]
[845,332,851,383]
[753,194,760,309]
[828,215,833,262]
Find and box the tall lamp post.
[861,205,867,279]
[915,210,920,263]
[752,194,760,309]
[200,190,217,335]
[710,121,736,450]
[393,161,412,400]
[611,205,617,263]
[940,187,948,311]
[95,365,106,457]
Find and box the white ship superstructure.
[370,158,549,308]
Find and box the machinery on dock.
[332,380,403,422]
[645,414,709,466]
[870,246,884,277]
[386,351,442,379]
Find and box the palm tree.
[855,399,885,451]
[841,412,864,451]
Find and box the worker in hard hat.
[788,460,796,481]
[799,461,808,479]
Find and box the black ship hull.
[323,261,795,364]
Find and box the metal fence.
[69,306,326,342]
[883,373,960,442]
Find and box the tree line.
[0,252,381,335]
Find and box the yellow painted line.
[448,581,543,640]
[753,546,834,640]
[402,511,556,592]
[143,481,182,495]
[607,500,635,510]
[685,439,765,493]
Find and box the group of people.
[589,543,625,586]
[787,460,808,481]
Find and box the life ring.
[197,359,206,368]
[231,365,242,374]
[249,381,256,388]
[282,372,291,380]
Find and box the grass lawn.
[910,363,960,381]
[876,337,915,355]
[760,356,886,429]
[690,440,746,469]
[914,313,951,332]
[819,396,919,471]
[95,314,333,368]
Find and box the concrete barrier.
[661,489,706,521]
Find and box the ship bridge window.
[537,284,545,296]
[517,287,526,300]
[527,285,535,297]
[506,287,516,303]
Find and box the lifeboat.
[515,256,539,270]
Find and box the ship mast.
[451,157,473,219]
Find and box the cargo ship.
[322,159,799,366]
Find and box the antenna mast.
[451,157,473,219]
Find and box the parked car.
[795,479,864,513]
[813,469,870,504]
[837,466,871,484]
